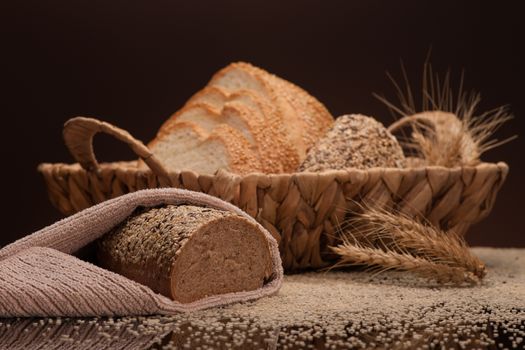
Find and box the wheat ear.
[331,204,486,284]
[374,59,515,166]
[344,205,486,279]
[331,242,480,285]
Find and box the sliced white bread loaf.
[158,99,280,172]
[206,63,302,171]
[185,85,229,110]
[148,62,334,175]
[240,62,333,153]
[156,68,301,173]
[151,122,261,175]
[162,102,256,147]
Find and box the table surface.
[0,248,524,350]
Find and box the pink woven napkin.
[0,188,283,317]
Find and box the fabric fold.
[0,188,283,317]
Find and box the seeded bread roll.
[298,114,406,171]
[97,205,273,304]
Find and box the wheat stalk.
[331,242,480,285]
[331,204,486,284]
[347,205,486,279]
[373,59,516,166]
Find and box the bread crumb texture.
[98,205,232,281]
[3,248,523,349]
[299,114,406,171]
[97,204,273,302]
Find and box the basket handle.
[63,117,170,179]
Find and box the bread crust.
[238,62,333,154]
[156,100,278,173]
[226,90,296,173]
[279,79,334,151]
[148,61,334,175]
[208,63,301,172]
[97,205,273,303]
[149,122,262,175]
[185,85,229,110]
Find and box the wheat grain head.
[374,59,515,166]
[330,203,486,284]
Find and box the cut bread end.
[97,205,273,304]
[170,214,273,303]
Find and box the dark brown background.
[0,1,523,248]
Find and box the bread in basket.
[38,62,509,272]
[38,116,507,271]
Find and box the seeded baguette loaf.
[97,205,273,303]
[152,79,295,173]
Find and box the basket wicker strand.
[38,117,509,272]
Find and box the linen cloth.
[0,188,283,317]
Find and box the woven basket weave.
[38,117,509,272]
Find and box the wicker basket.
[38,117,509,271]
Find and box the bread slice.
[185,86,229,110]
[148,61,333,175]
[207,63,301,171]
[97,205,273,303]
[158,85,298,173]
[161,103,256,147]
[150,122,261,175]
[239,62,333,155]
[231,63,310,159]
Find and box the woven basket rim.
[48,117,509,181]
[37,161,509,178]
[37,159,510,271]
[36,117,511,272]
